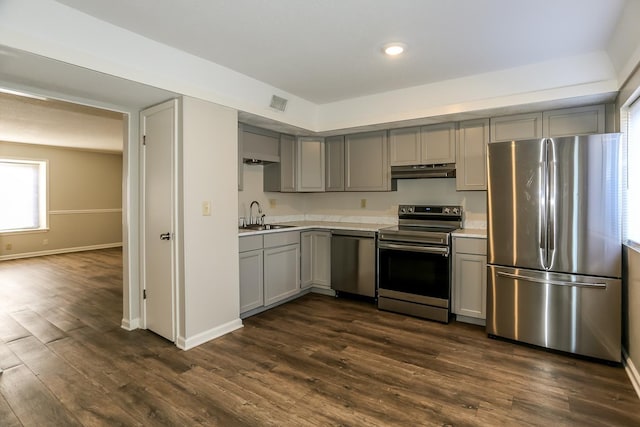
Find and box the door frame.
[140,98,181,341]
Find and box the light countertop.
[240,221,486,237]
[452,228,487,238]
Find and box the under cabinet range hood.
[391,164,456,179]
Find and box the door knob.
[160,232,171,241]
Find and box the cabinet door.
[264,244,300,305]
[421,122,456,164]
[456,119,489,191]
[454,252,487,319]
[296,137,325,192]
[490,112,543,143]
[238,124,244,191]
[312,231,331,287]
[543,105,605,137]
[325,135,345,191]
[239,249,264,313]
[300,232,313,289]
[279,134,296,192]
[345,130,390,191]
[389,127,421,166]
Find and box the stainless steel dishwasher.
[330,230,376,298]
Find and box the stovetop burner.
[379,204,463,245]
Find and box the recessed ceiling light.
[382,43,406,56]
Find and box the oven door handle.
[378,242,449,256]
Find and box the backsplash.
[239,164,487,229]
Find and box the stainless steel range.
[377,205,462,323]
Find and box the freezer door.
[547,134,621,278]
[487,139,547,270]
[486,265,621,362]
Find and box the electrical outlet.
[42,239,48,246]
[360,198,367,208]
[5,243,12,250]
[269,199,276,208]
[202,201,211,216]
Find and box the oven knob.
[400,207,406,214]
[452,207,460,215]
[407,207,414,213]
[443,207,450,214]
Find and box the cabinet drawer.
[264,231,300,248]
[454,237,487,255]
[239,235,263,252]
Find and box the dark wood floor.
[1,248,639,426]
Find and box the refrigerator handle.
[496,271,607,289]
[539,139,548,267]
[547,139,556,258]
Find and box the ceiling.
[54,0,626,104]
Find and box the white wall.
[179,96,241,349]
[0,0,633,134]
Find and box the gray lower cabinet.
[239,234,264,314]
[453,236,487,323]
[239,249,263,313]
[263,231,300,306]
[300,230,331,290]
[239,231,300,315]
[345,130,391,191]
[456,119,489,191]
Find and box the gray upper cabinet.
[543,105,605,137]
[490,112,543,143]
[389,123,456,166]
[456,119,489,191]
[345,130,391,192]
[296,137,325,192]
[490,105,606,142]
[325,135,345,191]
[389,127,421,166]
[241,124,280,163]
[264,134,296,192]
[420,122,456,164]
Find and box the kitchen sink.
[239,224,295,231]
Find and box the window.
[0,159,47,233]
[625,98,640,246]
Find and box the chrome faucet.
[249,200,262,225]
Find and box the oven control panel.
[398,205,461,216]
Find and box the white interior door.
[141,100,177,342]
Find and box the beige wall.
[0,141,122,259]
[239,163,486,227]
[623,247,640,374]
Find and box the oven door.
[377,240,451,307]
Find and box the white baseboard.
[176,318,244,351]
[121,317,141,331]
[623,348,640,400]
[310,286,336,296]
[0,243,123,261]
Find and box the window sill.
[0,228,49,236]
[624,240,640,254]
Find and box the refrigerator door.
[487,139,547,270]
[487,265,621,362]
[547,134,621,278]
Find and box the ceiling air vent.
[269,95,288,112]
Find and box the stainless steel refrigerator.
[486,134,622,362]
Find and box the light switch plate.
[202,201,211,216]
